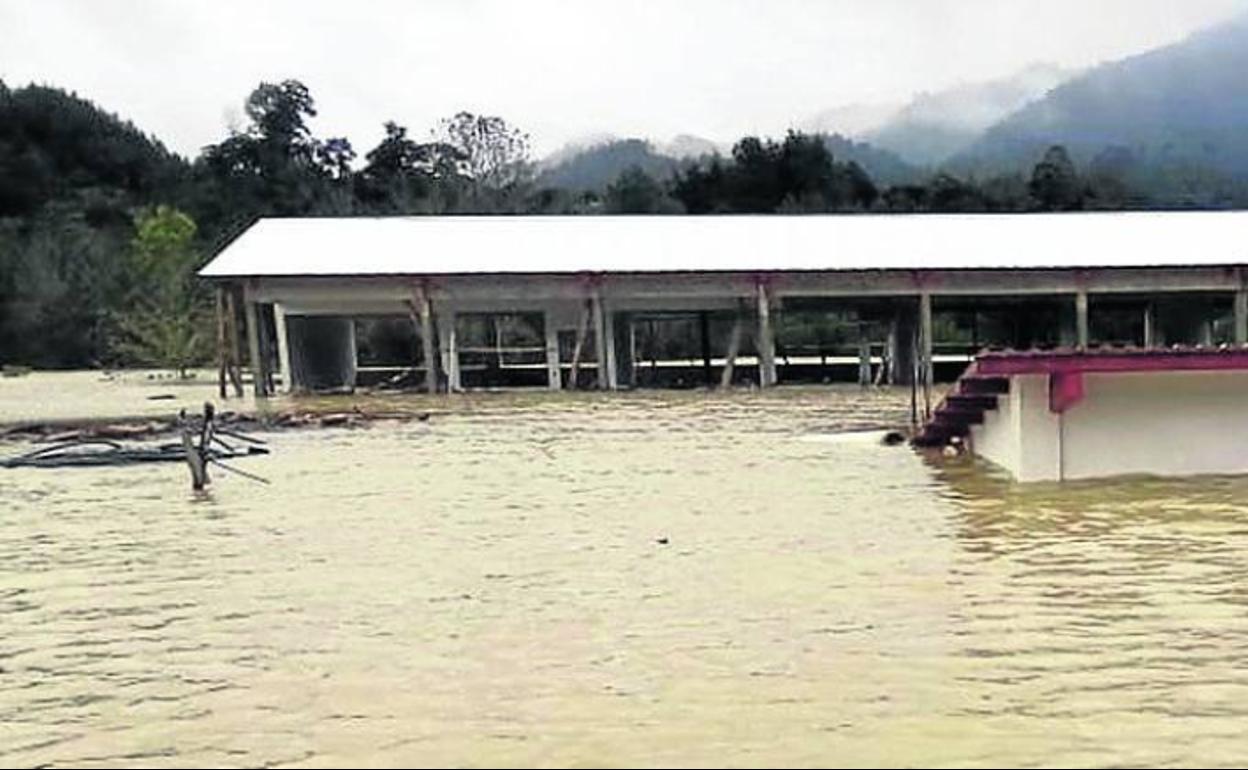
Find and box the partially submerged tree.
[112,206,210,377]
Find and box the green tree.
[356,121,466,213]
[196,79,356,232]
[1029,145,1085,211]
[112,206,210,377]
[604,166,682,213]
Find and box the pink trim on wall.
[1048,371,1085,413]
[977,349,1248,377]
[975,348,1248,414]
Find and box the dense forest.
[0,73,1245,369]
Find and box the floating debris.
[2,403,269,487]
[0,438,267,469]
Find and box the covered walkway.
[198,212,1248,396]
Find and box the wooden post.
[180,404,213,491]
[262,308,277,394]
[720,314,744,389]
[544,310,561,391]
[756,283,777,387]
[1075,290,1090,349]
[1234,287,1247,345]
[215,287,227,399]
[568,300,590,391]
[224,287,244,398]
[274,303,293,394]
[919,293,933,420]
[244,298,268,398]
[406,288,439,393]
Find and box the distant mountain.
[864,63,1073,166]
[957,12,1248,192]
[537,132,916,193]
[0,81,184,219]
[660,134,724,160]
[820,134,923,186]
[539,132,621,168]
[536,138,680,192]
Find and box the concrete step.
[946,393,1000,411]
[934,407,985,426]
[959,375,1009,395]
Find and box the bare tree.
[437,112,532,206]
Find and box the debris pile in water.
[0,407,432,445]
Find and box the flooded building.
[199,211,1248,397]
[919,348,1248,481]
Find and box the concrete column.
[344,319,358,392]
[1075,290,1090,349]
[699,311,713,387]
[544,310,561,391]
[889,302,917,386]
[919,292,933,394]
[857,323,871,387]
[603,307,619,390]
[1143,302,1157,348]
[613,312,635,389]
[721,313,744,389]
[419,292,438,394]
[591,290,610,390]
[438,310,461,392]
[244,299,268,398]
[917,293,934,421]
[756,283,777,387]
[1235,288,1248,345]
[274,302,293,393]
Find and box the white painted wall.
[972,370,1248,482]
[970,378,1020,476]
[1063,371,1248,480]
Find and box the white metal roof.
[198,211,1248,278]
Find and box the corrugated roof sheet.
[198,211,1248,279]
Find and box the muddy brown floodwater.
[3,383,1248,767]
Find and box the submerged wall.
[971,370,1248,482]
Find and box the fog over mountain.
[856,63,1074,166]
[958,10,1248,182]
[800,102,903,140]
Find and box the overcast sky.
[2,0,1247,159]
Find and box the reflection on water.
[3,388,1248,767]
